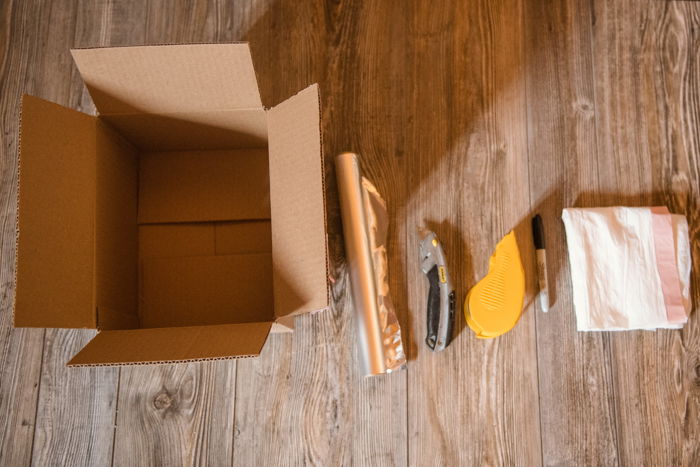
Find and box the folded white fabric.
[562,207,692,331]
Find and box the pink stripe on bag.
[650,206,686,324]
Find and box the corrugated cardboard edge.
[9,97,91,327]
[12,96,24,327]
[71,41,251,52]
[316,86,331,313]
[300,84,330,313]
[68,354,260,367]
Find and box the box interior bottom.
[138,220,274,328]
[117,146,274,330]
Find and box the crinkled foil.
[335,153,406,376]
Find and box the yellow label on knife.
[438,266,447,283]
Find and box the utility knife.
[419,229,455,351]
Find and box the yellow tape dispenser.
[465,231,525,338]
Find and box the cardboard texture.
[14,44,329,365]
[68,322,272,366]
[140,254,273,328]
[95,121,140,330]
[138,149,270,224]
[138,221,272,258]
[102,109,268,151]
[71,44,263,114]
[267,85,329,318]
[15,96,98,328]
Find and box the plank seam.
[587,1,622,462]
[27,329,46,467]
[109,368,121,467]
[231,360,238,466]
[520,0,546,463]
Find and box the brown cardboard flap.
[101,109,268,152]
[68,322,272,365]
[267,84,329,317]
[15,96,97,328]
[138,149,271,224]
[71,44,262,115]
[140,254,274,328]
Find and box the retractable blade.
[419,229,455,351]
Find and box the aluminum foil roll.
[335,152,406,376]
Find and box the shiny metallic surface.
[335,152,406,376]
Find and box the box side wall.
[138,221,272,260]
[138,148,271,224]
[95,120,140,330]
[15,96,98,329]
[101,109,268,152]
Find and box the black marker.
[532,215,549,313]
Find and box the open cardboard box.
[13,44,329,366]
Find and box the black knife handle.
[445,290,455,348]
[425,266,455,351]
[425,265,441,350]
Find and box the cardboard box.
[14,44,329,366]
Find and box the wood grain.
[404,1,541,465]
[31,330,118,467]
[0,1,699,466]
[592,1,700,465]
[523,1,620,465]
[113,361,236,467]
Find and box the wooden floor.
[1,0,699,465]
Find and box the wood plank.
[591,0,700,464]
[29,2,125,466]
[405,0,541,465]
[230,334,297,466]
[523,1,620,465]
[113,361,236,467]
[31,331,118,467]
[0,0,46,464]
[233,319,355,467]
